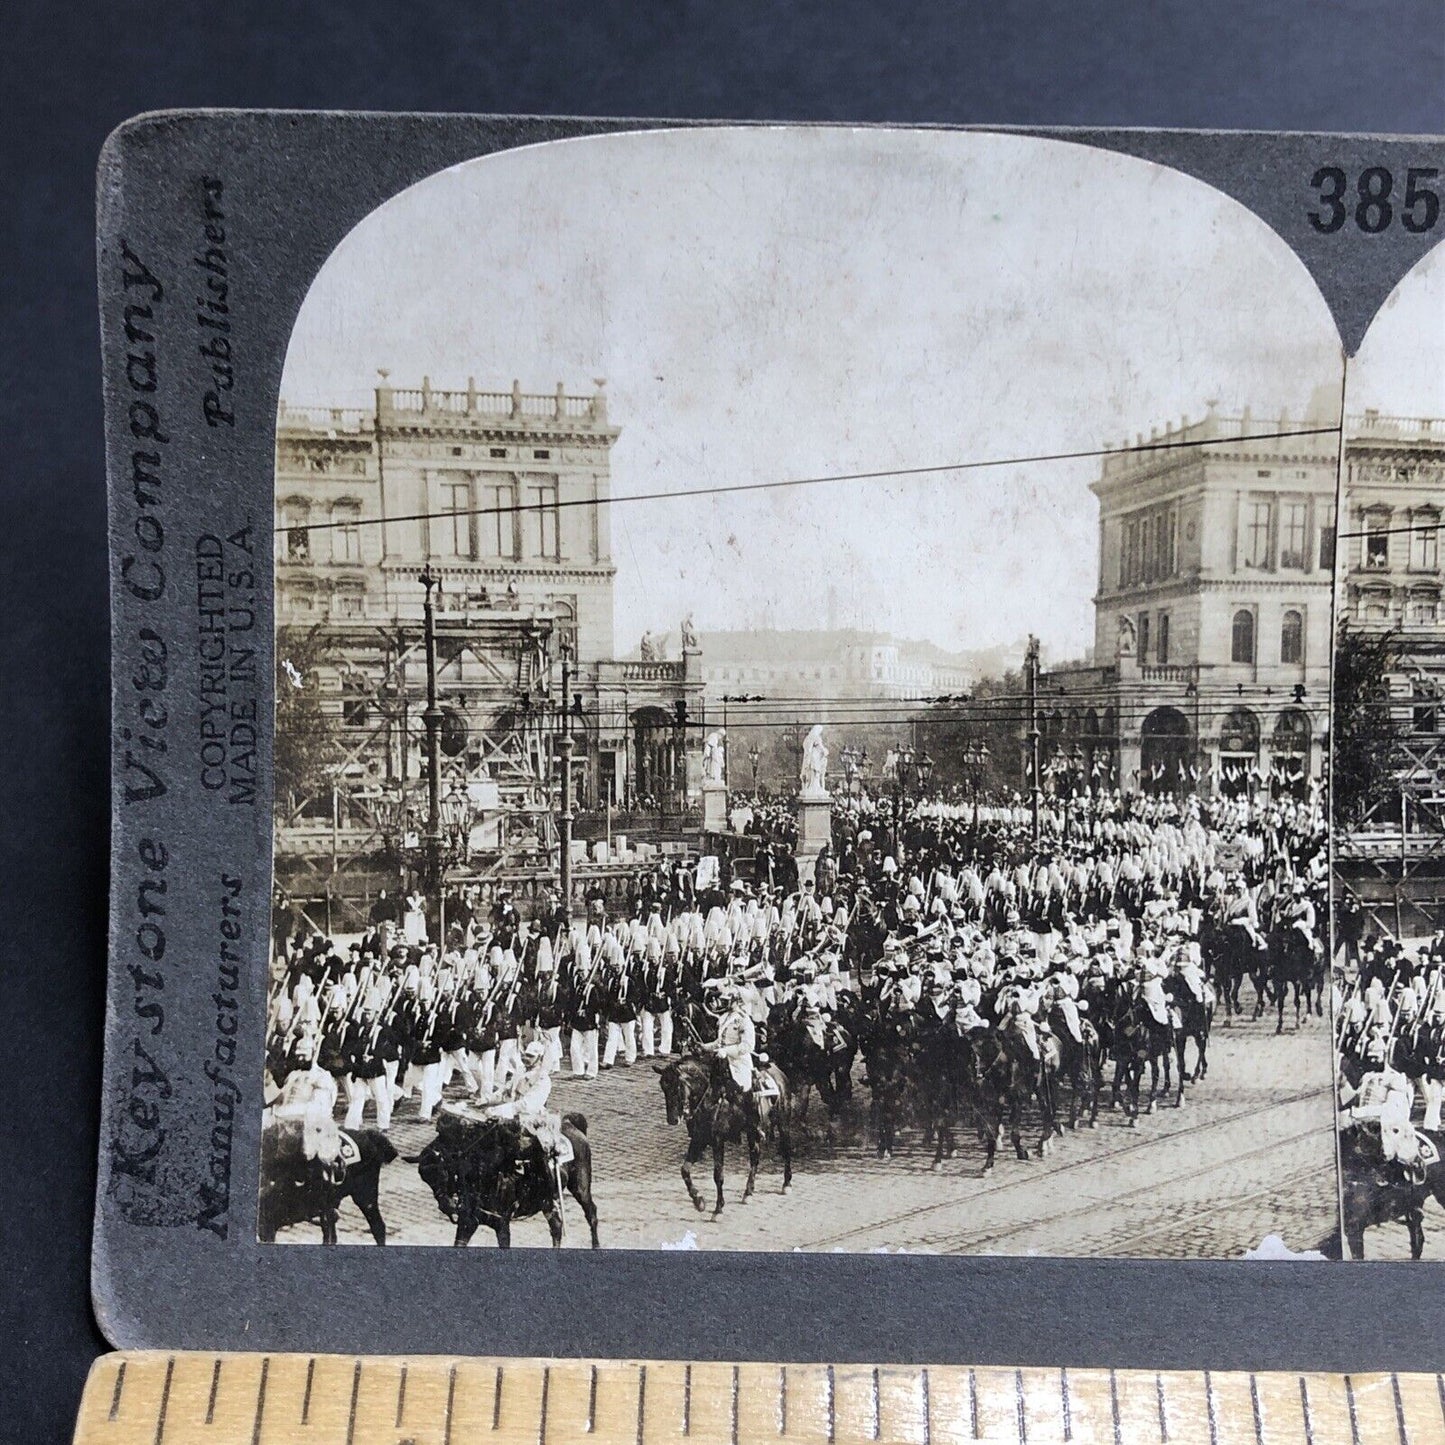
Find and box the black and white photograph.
[260,127,1341,1255]
[1331,236,1445,1259]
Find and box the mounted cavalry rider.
[453,1038,573,1185]
[268,1029,345,1183]
[1339,1036,1430,1186]
[702,982,759,1105]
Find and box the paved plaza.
[275,1009,1341,1257]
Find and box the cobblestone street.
[275,1008,1342,1257]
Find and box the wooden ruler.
[72,1353,1445,1444]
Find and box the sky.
[1348,238,1445,416]
[281,127,1348,662]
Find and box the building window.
[533,449,550,460]
[1119,505,1176,588]
[331,502,361,564]
[1319,506,1336,570]
[490,447,506,458]
[1365,515,1390,568]
[442,479,473,558]
[1281,501,1308,569]
[1411,592,1440,626]
[342,676,370,727]
[486,483,516,557]
[1138,613,1151,662]
[1245,500,1272,569]
[1412,516,1439,571]
[527,482,559,558]
[287,526,311,562]
[1415,683,1439,734]
[1231,609,1255,664]
[1280,609,1303,665]
[1157,613,1170,665]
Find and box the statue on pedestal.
[702,729,726,786]
[800,724,829,798]
[1116,615,1137,659]
[681,612,698,651]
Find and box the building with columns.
[1334,410,1445,935]
[1046,407,1337,796]
[273,380,702,906]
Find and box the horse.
[997,1014,1063,1152]
[411,1110,599,1248]
[1169,977,1215,1097]
[258,1119,396,1245]
[655,1055,793,1215]
[1336,1125,1445,1260]
[1110,994,1177,1121]
[1046,1005,1102,1130]
[1264,920,1320,1033]
[767,1005,856,1122]
[856,1007,915,1159]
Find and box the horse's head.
[656,1057,706,1126]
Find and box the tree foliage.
[274,624,344,817]
[1332,623,1400,828]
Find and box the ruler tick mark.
[683,1363,691,1436]
[251,1358,270,1445]
[397,1364,408,1428]
[1250,1373,1263,1445]
[872,1367,881,1442]
[921,1367,931,1445]
[539,1364,550,1445]
[968,1368,978,1440]
[345,1360,362,1445]
[1059,1368,1071,1443]
[1205,1371,1219,1445]
[205,1358,222,1425]
[494,1366,503,1431]
[1156,1372,1169,1443]
[637,1363,647,1445]
[444,1364,457,1445]
[587,1364,597,1434]
[302,1359,315,1426]
[1015,1368,1028,1444]
[108,1361,126,1422]
[1301,1377,1315,1445]
[1394,1373,1409,1445]
[778,1365,787,1438]
[153,1358,174,1445]
[1109,1369,1121,1445]
[1347,1376,1361,1445]
[827,1365,836,1444]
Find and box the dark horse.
[656,1055,793,1215]
[1335,1125,1445,1260]
[258,1119,396,1244]
[1266,920,1325,1034]
[918,1022,1042,1172]
[1111,994,1178,1120]
[412,1110,599,1248]
[768,1005,856,1122]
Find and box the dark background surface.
[3,3,1443,1440]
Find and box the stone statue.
[681,612,698,650]
[702,729,726,786]
[639,630,656,662]
[800,724,829,797]
[1116,614,1137,658]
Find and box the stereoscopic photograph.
[259,127,1344,1255]
[1331,238,1445,1260]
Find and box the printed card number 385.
[1309,166,1440,235]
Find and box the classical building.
[699,628,979,703]
[1335,410,1445,935]
[1046,407,1337,796]
[274,380,701,907]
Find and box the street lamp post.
[558,637,575,919]
[962,737,990,856]
[748,743,761,796]
[419,569,444,920]
[893,742,915,856]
